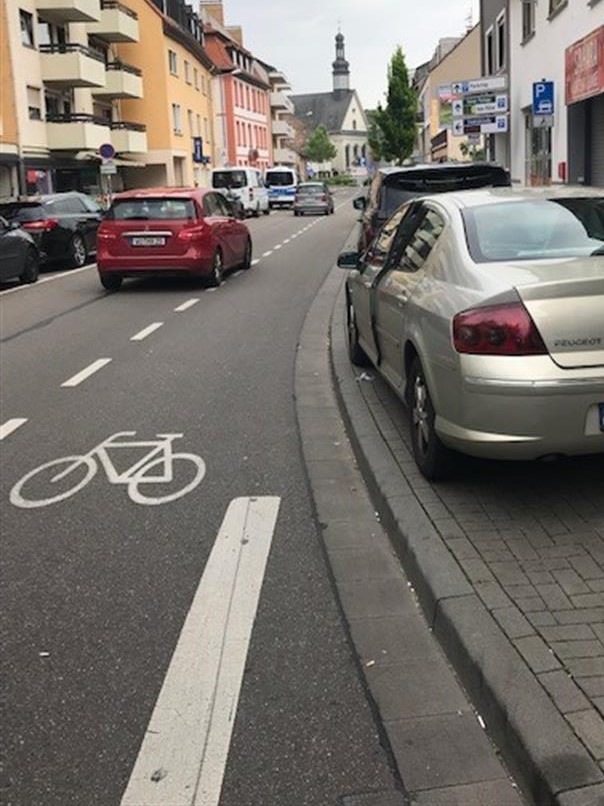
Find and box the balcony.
[273,146,296,165]
[46,113,110,150]
[272,119,292,137]
[110,121,147,153]
[93,61,142,98]
[270,91,293,113]
[87,0,139,42]
[40,44,106,88]
[35,0,101,23]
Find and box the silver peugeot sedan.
[338,187,604,480]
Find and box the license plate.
[600,403,604,432]
[131,236,165,247]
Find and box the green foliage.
[324,174,356,186]
[302,125,337,163]
[373,47,417,165]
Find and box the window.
[394,209,445,273]
[168,50,177,75]
[187,109,194,135]
[485,27,494,74]
[496,12,506,70]
[549,0,567,15]
[19,10,34,47]
[27,87,42,120]
[171,103,182,133]
[194,68,199,90]
[521,0,535,40]
[196,114,201,136]
[184,60,191,83]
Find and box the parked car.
[0,191,102,268]
[211,167,269,217]
[353,162,511,253]
[338,187,604,479]
[0,216,40,284]
[293,182,334,216]
[96,187,252,291]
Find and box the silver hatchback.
[338,187,604,479]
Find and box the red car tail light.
[177,224,206,242]
[97,228,117,242]
[453,302,547,356]
[320,194,327,202]
[22,219,58,232]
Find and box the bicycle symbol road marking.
[10,431,206,509]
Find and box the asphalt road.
[0,191,401,805]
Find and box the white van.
[210,167,269,217]
[265,167,299,209]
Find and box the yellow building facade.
[0,0,19,197]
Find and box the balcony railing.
[87,0,139,42]
[110,121,147,153]
[40,43,106,88]
[93,62,142,98]
[45,113,110,150]
[107,60,141,76]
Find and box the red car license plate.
[131,236,165,247]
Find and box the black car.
[353,162,511,252]
[0,192,103,268]
[0,216,40,284]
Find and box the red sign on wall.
[565,25,604,105]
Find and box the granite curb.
[326,263,604,805]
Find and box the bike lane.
[0,196,403,805]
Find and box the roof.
[203,25,270,88]
[428,186,604,211]
[291,90,355,133]
[112,187,208,199]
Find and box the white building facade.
[508,0,604,186]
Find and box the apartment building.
[255,62,296,169]
[0,0,147,198]
[116,0,215,188]
[201,2,272,171]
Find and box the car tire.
[346,294,371,367]
[253,205,261,218]
[207,250,223,287]
[241,238,252,270]
[99,273,122,292]
[20,248,40,284]
[263,206,270,215]
[407,356,454,481]
[69,234,87,269]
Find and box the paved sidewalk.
[322,261,604,805]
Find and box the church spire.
[332,31,350,93]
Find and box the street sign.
[467,133,481,145]
[192,136,203,163]
[533,81,554,115]
[451,75,507,95]
[100,161,117,175]
[532,115,554,128]
[99,142,115,160]
[452,93,509,117]
[453,115,508,135]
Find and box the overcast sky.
[217,0,481,109]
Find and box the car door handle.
[397,293,409,307]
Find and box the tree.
[373,47,417,165]
[302,125,337,163]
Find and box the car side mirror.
[353,196,366,211]
[337,251,360,270]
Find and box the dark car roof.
[5,191,88,205]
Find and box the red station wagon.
[96,187,252,291]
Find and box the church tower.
[332,32,350,93]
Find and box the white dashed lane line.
[61,358,112,388]
[0,418,28,441]
[251,259,260,266]
[130,322,164,342]
[274,244,282,250]
[262,251,273,258]
[174,298,200,312]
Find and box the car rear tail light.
[177,224,206,242]
[22,219,58,232]
[320,194,327,202]
[97,228,117,241]
[453,302,547,356]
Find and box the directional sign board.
[453,115,508,135]
[452,94,508,117]
[533,81,554,115]
[451,75,507,95]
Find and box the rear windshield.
[0,203,45,222]
[266,171,296,186]
[212,171,247,189]
[381,166,510,217]
[107,198,196,221]
[297,185,324,195]
[463,198,604,262]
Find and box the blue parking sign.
[533,81,554,116]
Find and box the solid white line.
[61,358,112,388]
[0,418,28,441]
[0,264,95,296]
[121,496,281,806]
[251,258,260,266]
[174,299,200,312]
[131,322,164,342]
[262,250,273,257]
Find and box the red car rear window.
[108,198,196,221]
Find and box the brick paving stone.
[516,597,547,614]
[527,612,558,627]
[506,584,540,601]
[539,625,597,642]
[490,561,531,586]
[565,709,604,760]
[536,583,574,610]
[565,658,604,677]
[525,570,555,585]
[572,593,604,608]
[444,537,480,560]
[513,635,562,673]
[492,607,535,639]
[474,580,512,610]
[505,540,540,562]
[589,579,604,593]
[578,678,604,698]
[595,698,604,718]
[538,670,592,713]
[594,625,604,643]
[552,568,593,596]
[457,557,495,585]
[551,641,604,660]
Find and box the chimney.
[226,25,243,46]
[200,1,224,26]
